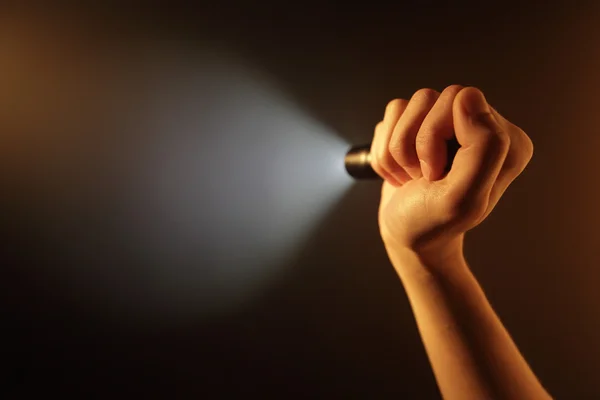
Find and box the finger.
[415,85,464,181]
[371,121,401,186]
[390,88,440,180]
[382,99,412,184]
[484,107,534,215]
[445,87,510,218]
[371,99,411,186]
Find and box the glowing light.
[116,48,353,322]
[0,14,355,328]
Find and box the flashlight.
[345,137,461,180]
[344,144,378,179]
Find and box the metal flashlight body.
[344,137,461,180]
[344,144,379,179]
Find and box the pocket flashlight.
[344,137,461,180]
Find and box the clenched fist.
[371,85,533,268]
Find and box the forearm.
[388,244,551,400]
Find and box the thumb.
[445,87,510,211]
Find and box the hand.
[370,85,533,269]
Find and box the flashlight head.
[345,144,380,180]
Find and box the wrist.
[385,234,468,283]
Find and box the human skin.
[371,85,551,399]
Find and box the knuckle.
[497,129,511,150]
[464,85,484,95]
[415,126,435,148]
[386,98,407,114]
[415,141,434,162]
[391,121,419,146]
[482,125,510,151]
[374,121,385,135]
[412,88,439,104]
[389,138,416,168]
[470,110,497,127]
[512,129,534,172]
[522,130,534,160]
[443,84,464,95]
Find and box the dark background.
[3,2,600,398]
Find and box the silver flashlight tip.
[345,144,380,180]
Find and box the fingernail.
[420,159,432,181]
[462,87,490,116]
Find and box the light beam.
[119,47,354,322]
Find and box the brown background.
[2,2,600,398]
